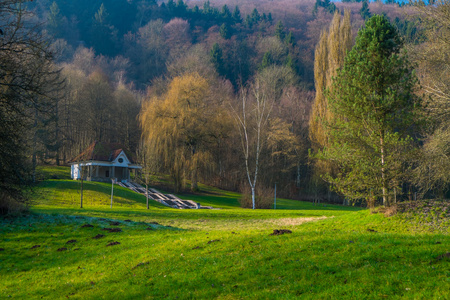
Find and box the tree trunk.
[110,179,114,208]
[32,108,38,183]
[55,98,60,166]
[172,169,181,193]
[251,186,255,209]
[146,183,149,210]
[80,175,83,208]
[191,170,198,192]
[191,151,198,192]
[380,133,387,206]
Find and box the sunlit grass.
[1,210,448,299]
[35,165,72,180]
[1,166,448,299]
[32,180,167,209]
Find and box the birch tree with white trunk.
[232,66,294,209]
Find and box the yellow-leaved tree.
[309,10,352,150]
[308,10,352,202]
[140,73,229,192]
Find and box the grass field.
[1,166,449,299]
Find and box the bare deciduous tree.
[411,1,450,196]
[0,0,63,211]
[232,66,294,209]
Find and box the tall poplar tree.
[319,15,423,207]
[309,10,352,198]
[309,10,352,150]
[360,0,371,21]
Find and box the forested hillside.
[1,0,448,210]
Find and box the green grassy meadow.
[1,167,449,299]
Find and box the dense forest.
[1,0,449,210]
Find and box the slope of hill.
[1,166,448,299]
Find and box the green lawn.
[1,166,449,299]
[36,165,72,180]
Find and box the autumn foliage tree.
[308,10,352,199]
[309,10,352,150]
[140,73,230,192]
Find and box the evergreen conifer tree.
[220,23,230,39]
[360,0,371,20]
[285,31,295,46]
[167,0,176,13]
[221,5,231,22]
[251,8,260,23]
[210,43,225,75]
[319,15,423,206]
[285,54,296,71]
[232,6,242,23]
[261,51,274,69]
[275,21,285,41]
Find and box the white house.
[69,141,141,183]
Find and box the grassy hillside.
[1,166,449,299]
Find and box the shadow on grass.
[275,199,365,211]
[30,180,167,209]
[0,211,184,234]
[35,165,71,180]
[6,224,446,299]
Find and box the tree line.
[1,0,448,212]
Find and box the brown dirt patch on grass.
[132,262,149,269]
[103,228,122,232]
[107,241,120,246]
[270,229,292,236]
[263,216,328,226]
[436,252,450,260]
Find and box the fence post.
[111,178,115,208]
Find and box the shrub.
[383,205,397,217]
[239,185,275,209]
[0,193,27,215]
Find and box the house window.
[118,158,124,163]
[106,170,110,178]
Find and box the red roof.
[68,141,136,164]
